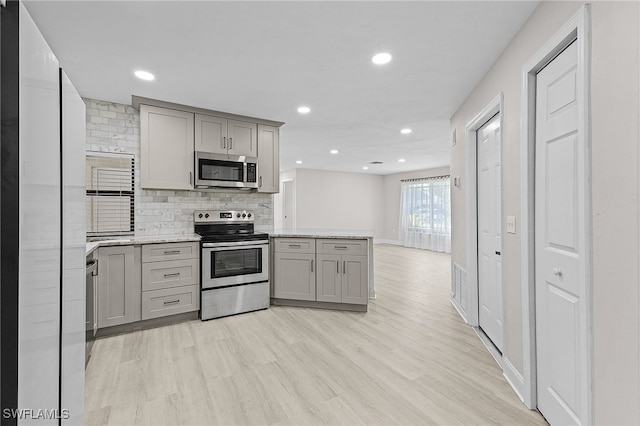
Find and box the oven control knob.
[198,213,203,218]
[247,213,252,218]
[236,213,241,218]
[204,213,209,218]
[242,213,247,218]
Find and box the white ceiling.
[24,0,539,175]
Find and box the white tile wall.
[84,98,274,235]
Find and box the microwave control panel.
[247,163,257,183]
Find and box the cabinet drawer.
[141,285,199,320]
[142,258,199,291]
[316,239,367,256]
[273,238,315,254]
[142,242,198,262]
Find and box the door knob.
[553,268,563,277]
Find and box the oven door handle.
[202,240,268,248]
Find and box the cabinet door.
[341,255,368,305]
[140,105,194,190]
[316,254,342,303]
[97,246,137,328]
[195,113,227,154]
[228,119,257,157]
[257,124,279,193]
[273,253,315,301]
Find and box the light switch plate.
[506,216,516,234]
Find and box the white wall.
[381,167,450,242]
[293,169,385,236]
[449,1,640,423]
[589,2,639,423]
[276,167,450,241]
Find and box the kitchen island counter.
[269,228,374,239]
[270,231,376,306]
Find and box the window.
[86,153,135,237]
[399,176,451,253]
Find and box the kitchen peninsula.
[270,229,375,312]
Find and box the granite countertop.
[269,228,374,239]
[86,234,201,255]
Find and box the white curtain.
[399,176,451,253]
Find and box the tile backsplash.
[84,98,273,236]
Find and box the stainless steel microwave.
[194,152,258,190]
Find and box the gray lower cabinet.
[340,255,368,305]
[273,252,316,301]
[272,237,369,308]
[316,254,368,305]
[141,242,199,320]
[97,245,141,328]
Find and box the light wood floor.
[85,244,547,425]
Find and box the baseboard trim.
[473,326,504,369]
[373,239,403,246]
[503,355,527,405]
[449,297,469,324]
[95,311,199,338]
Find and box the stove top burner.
[194,209,268,243]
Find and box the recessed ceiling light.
[296,160,303,164]
[400,128,412,135]
[362,166,369,170]
[399,159,406,163]
[330,149,339,155]
[134,70,155,81]
[372,52,392,65]
[297,106,311,114]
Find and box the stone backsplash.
[84,98,273,235]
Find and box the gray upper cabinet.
[135,97,283,192]
[257,124,280,193]
[194,114,226,154]
[140,105,194,190]
[195,113,257,157]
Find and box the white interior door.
[477,113,503,351]
[535,40,586,425]
[283,179,294,229]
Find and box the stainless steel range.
[194,210,270,320]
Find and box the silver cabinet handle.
[259,176,263,188]
[229,137,233,150]
[189,171,193,185]
[164,300,180,305]
[164,250,180,255]
[343,261,346,274]
[163,272,181,278]
[553,268,563,277]
[222,136,226,150]
[335,246,347,250]
[311,259,314,273]
[336,261,339,274]
[288,244,301,248]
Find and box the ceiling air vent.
[369,161,384,165]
